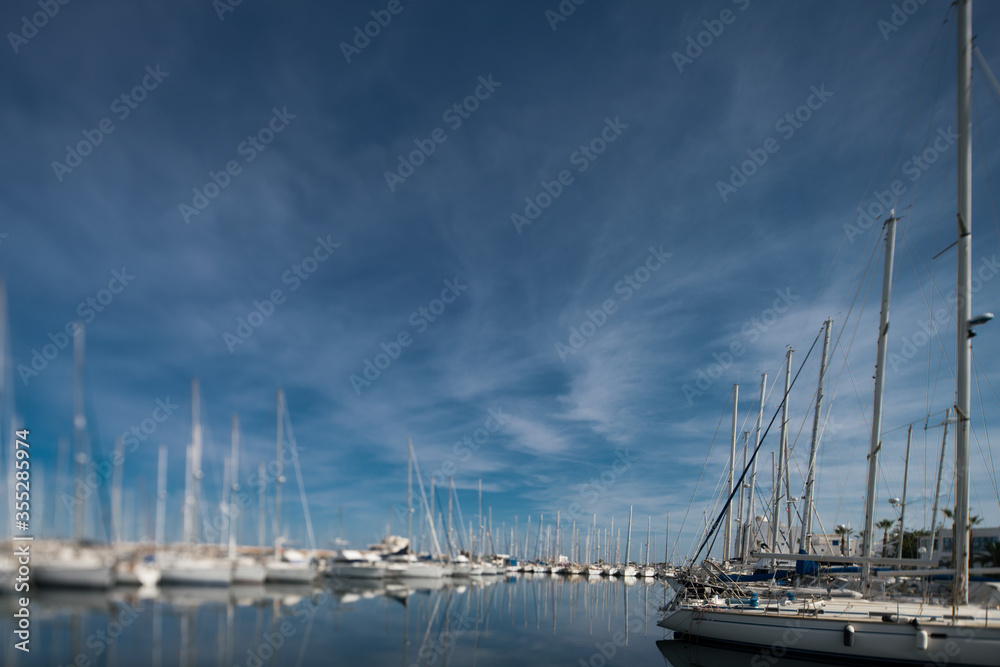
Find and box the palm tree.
[834,526,852,556]
[876,519,895,556]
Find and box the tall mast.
[609,516,615,563]
[229,414,240,559]
[625,505,633,565]
[724,383,738,561]
[257,462,266,547]
[896,425,911,559]
[191,378,202,543]
[72,323,86,542]
[801,318,831,552]
[772,350,792,551]
[743,374,766,558]
[111,436,124,546]
[953,0,973,607]
[665,512,669,565]
[155,444,167,548]
[406,439,413,552]
[554,510,560,561]
[645,515,651,566]
[274,388,284,557]
[447,476,454,558]
[861,212,898,596]
[928,410,950,562]
[524,514,531,559]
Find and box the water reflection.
[0,575,673,666]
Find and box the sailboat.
[620,505,637,577]
[385,438,446,579]
[228,414,266,584]
[33,323,116,589]
[264,389,317,584]
[641,515,656,578]
[159,379,233,586]
[659,2,999,662]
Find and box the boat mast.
[771,351,791,551]
[192,378,203,544]
[724,383,738,562]
[665,511,669,565]
[274,388,284,558]
[447,476,454,558]
[928,410,950,562]
[861,212,898,597]
[229,414,239,560]
[73,323,86,542]
[111,436,124,547]
[801,318,831,552]
[895,425,911,558]
[954,0,973,606]
[645,515,651,566]
[257,462,265,547]
[743,373,766,558]
[625,505,633,566]
[406,439,413,552]
[155,444,167,548]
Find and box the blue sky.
[2,0,1000,560]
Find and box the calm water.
[0,575,830,666]
[0,574,670,667]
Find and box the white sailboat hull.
[265,561,315,583]
[386,562,446,578]
[232,560,267,584]
[328,562,388,579]
[159,557,232,586]
[659,604,1000,666]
